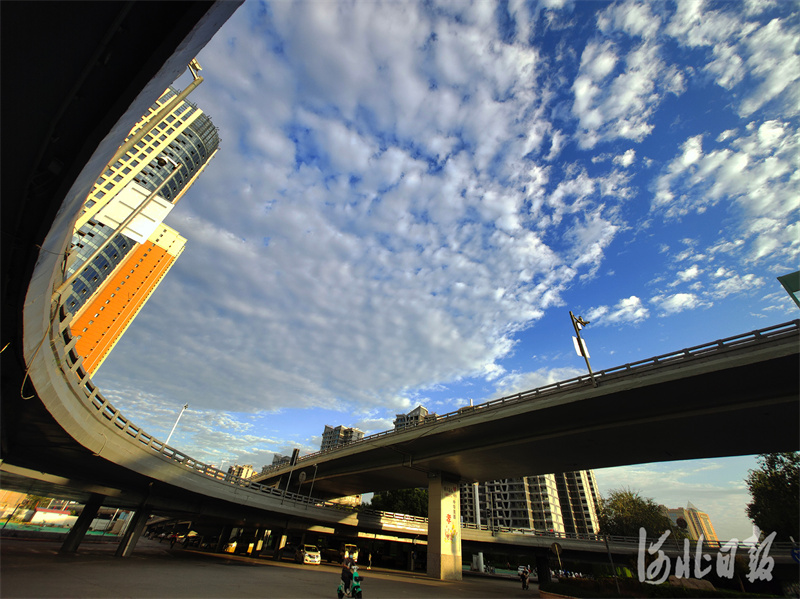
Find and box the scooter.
[337,565,364,598]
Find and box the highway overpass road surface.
[0,538,539,599]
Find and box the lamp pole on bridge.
[305,464,319,509]
[570,311,597,387]
[165,403,189,446]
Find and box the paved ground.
[1,538,542,598]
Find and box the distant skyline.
[92,0,798,542]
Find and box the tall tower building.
[64,85,219,318]
[70,225,186,375]
[666,503,719,542]
[63,82,219,375]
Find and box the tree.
[20,495,51,510]
[366,488,428,517]
[597,488,676,538]
[745,452,799,542]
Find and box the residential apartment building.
[393,405,438,430]
[320,425,364,451]
[227,464,256,480]
[460,470,600,535]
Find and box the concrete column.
[250,527,263,558]
[234,528,256,555]
[426,472,462,581]
[60,494,104,554]
[536,554,552,585]
[271,528,287,560]
[215,525,233,553]
[115,507,149,557]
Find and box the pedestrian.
[367,551,372,570]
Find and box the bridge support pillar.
[426,472,462,580]
[234,528,256,555]
[250,527,266,557]
[115,505,149,557]
[536,554,552,586]
[215,525,233,553]
[59,493,104,554]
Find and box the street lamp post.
[570,311,597,387]
[165,403,189,446]
[305,464,319,509]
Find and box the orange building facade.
[71,225,186,375]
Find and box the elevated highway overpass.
[254,322,799,498]
[1,1,797,583]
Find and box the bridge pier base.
[115,505,149,557]
[426,472,462,581]
[60,493,104,554]
[536,554,552,586]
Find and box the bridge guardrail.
[51,303,798,543]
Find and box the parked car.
[295,544,321,565]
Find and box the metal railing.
[51,304,798,553]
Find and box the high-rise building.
[63,82,219,375]
[70,225,186,375]
[227,464,256,480]
[269,454,291,468]
[320,425,364,451]
[319,425,364,505]
[460,471,600,535]
[64,85,219,318]
[393,405,438,430]
[666,503,719,542]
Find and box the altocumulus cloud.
[103,1,627,416]
[92,0,800,460]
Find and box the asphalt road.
[0,538,542,598]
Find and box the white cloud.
[85,0,798,478]
[651,292,710,315]
[676,264,702,283]
[573,40,684,147]
[613,149,636,167]
[585,295,650,326]
[494,366,586,397]
[652,120,800,263]
[665,2,799,117]
[597,1,662,40]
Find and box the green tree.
[745,452,799,542]
[20,495,51,510]
[367,488,428,517]
[597,488,676,538]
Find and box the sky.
[92,0,799,542]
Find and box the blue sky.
[93,0,799,541]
